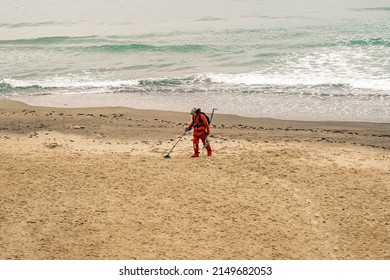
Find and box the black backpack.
[200,112,210,125]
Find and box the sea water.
[1,0,389,122]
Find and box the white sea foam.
[2,77,139,89]
[207,72,390,92]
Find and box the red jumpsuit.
[187,113,212,157]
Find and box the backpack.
[200,112,210,125]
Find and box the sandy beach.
[0,100,389,260]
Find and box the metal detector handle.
[202,108,217,149]
[210,108,218,125]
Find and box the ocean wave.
[0,81,47,94]
[0,78,138,91]
[2,74,389,99]
[0,76,208,94]
[293,37,390,49]
[0,36,100,45]
[0,81,12,91]
[0,21,68,28]
[0,35,211,54]
[86,43,209,53]
[207,73,390,92]
[138,76,210,86]
[352,7,390,12]
[335,37,390,47]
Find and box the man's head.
[191,107,196,115]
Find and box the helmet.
[191,107,201,115]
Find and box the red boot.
[191,149,199,157]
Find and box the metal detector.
[163,131,187,158]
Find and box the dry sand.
[0,100,389,260]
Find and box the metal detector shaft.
[203,108,217,149]
[164,131,186,157]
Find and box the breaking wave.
[1,73,389,99]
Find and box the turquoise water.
[1,0,389,122]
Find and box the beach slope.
[1,100,389,259]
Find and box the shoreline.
[6,93,390,123]
[1,100,389,260]
[1,99,390,150]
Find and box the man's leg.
[201,134,212,156]
[192,135,200,157]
